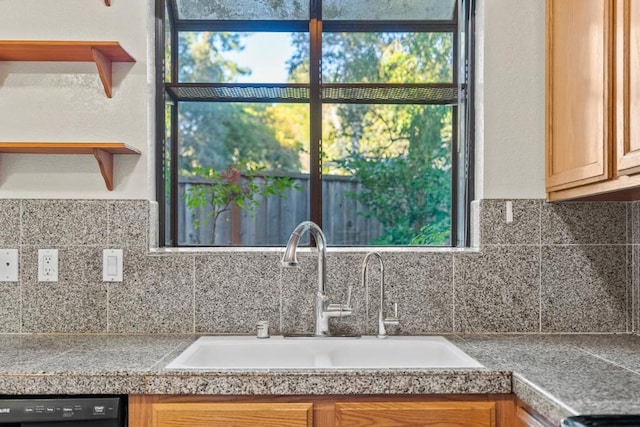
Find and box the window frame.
[156,0,474,247]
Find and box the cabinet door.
[335,402,495,427]
[616,0,640,174]
[546,0,614,191]
[150,402,313,427]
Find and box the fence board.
[178,175,382,246]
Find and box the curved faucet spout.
[281,221,327,295]
[362,252,400,338]
[282,221,349,336]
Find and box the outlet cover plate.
[38,249,59,282]
[0,249,19,282]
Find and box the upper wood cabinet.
[546,0,612,192]
[546,0,640,201]
[616,0,640,174]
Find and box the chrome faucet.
[362,252,400,338]
[281,221,353,337]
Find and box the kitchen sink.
[165,336,483,370]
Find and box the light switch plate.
[0,249,19,282]
[103,249,123,282]
[505,201,513,223]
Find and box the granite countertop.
[1,334,640,425]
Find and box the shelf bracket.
[93,148,115,190]
[91,48,113,98]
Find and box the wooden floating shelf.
[0,142,141,191]
[0,41,135,98]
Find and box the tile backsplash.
[0,199,636,335]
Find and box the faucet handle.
[384,302,400,326]
[325,285,354,318]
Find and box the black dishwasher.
[562,415,640,426]
[0,397,125,427]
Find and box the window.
[157,0,475,247]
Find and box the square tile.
[634,246,640,333]
[267,373,390,395]
[324,254,366,336]
[480,199,541,245]
[145,375,271,395]
[108,200,149,247]
[0,376,22,394]
[388,372,511,394]
[21,200,108,246]
[280,255,315,335]
[21,246,107,333]
[0,335,86,373]
[149,201,159,248]
[631,202,640,244]
[0,199,20,246]
[0,282,20,333]
[23,375,144,394]
[541,245,628,332]
[454,246,540,332]
[512,376,572,425]
[470,200,480,248]
[108,250,194,333]
[195,253,281,334]
[627,245,632,333]
[13,335,189,374]
[281,252,363,336]
[541,202,626,245]
[375,252,454,334]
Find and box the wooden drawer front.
[335,401,496,427]
[152,402,313,427]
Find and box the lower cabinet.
[140,402,312,427]
[334,401,495,426]
[129,395,521,427]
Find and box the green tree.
[185,166,299,244]
[177,32,302,175]
[290,32,454,244]
[176,32,305,245]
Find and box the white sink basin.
[165,336,483,370]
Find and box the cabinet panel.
[335,401,495,427]
[546,0,613,190]
[151,402,313,427]
[616,0,640,174]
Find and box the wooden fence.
[177,174,383,246]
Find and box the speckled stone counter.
[2,334,640,426]
[453,335,640,425]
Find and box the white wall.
[475,0,546,199]
[0,0,154,199]
[0,0,546,201]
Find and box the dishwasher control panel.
[0,397,121,423]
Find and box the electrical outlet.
[0,249,19,282]
[38,249,58,282]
